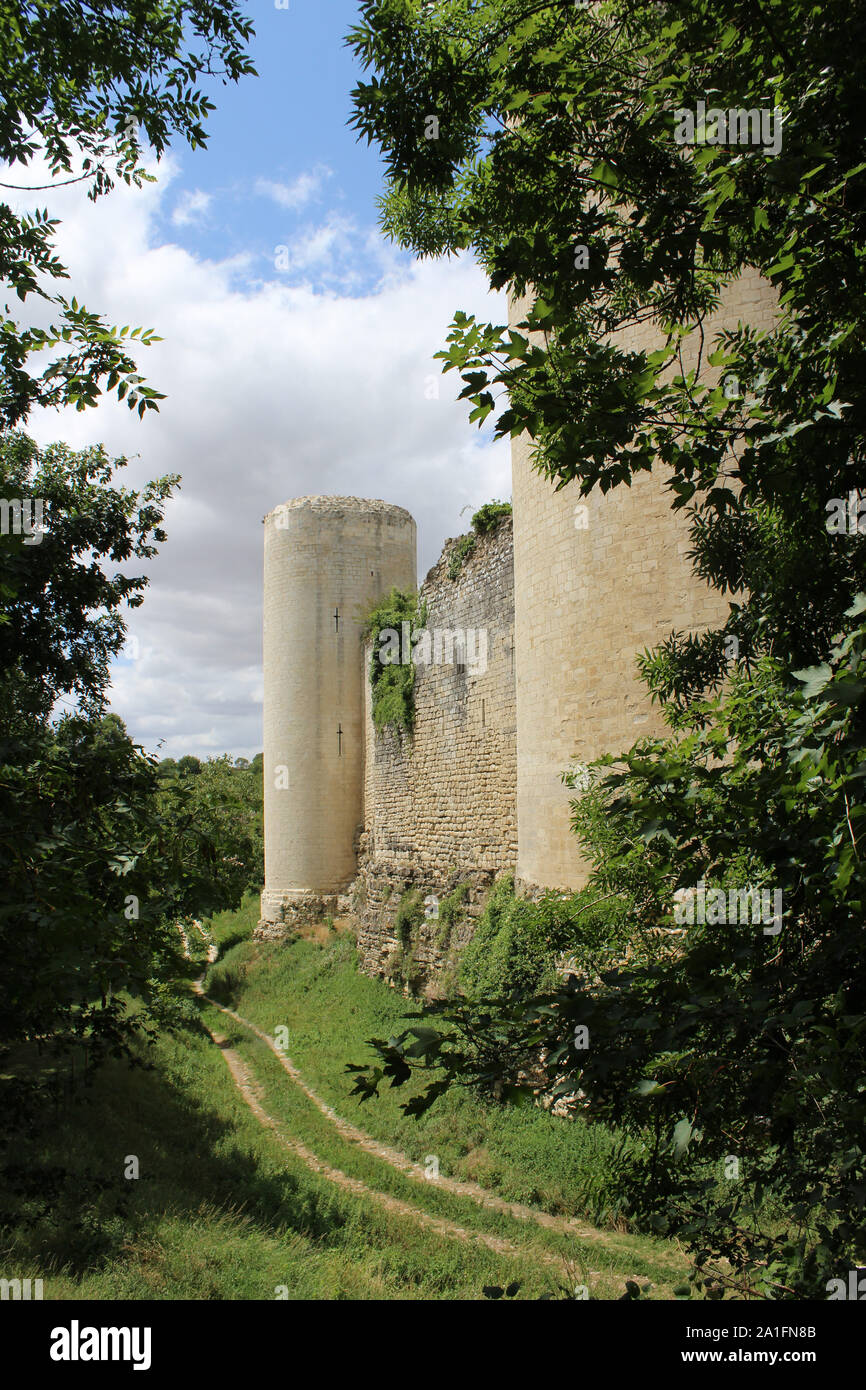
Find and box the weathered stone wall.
[353,517,517,986]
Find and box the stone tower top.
[265,495,414,522]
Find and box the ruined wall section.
[354,518,517,986]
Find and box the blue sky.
[21,1,511,760]
[162,2,406,292]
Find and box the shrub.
[447,533,476,580]
[448,500,512,580]
[458,876,556,998]
[394,888,424,947]
[435,882,470,949]
[471,500,512,535]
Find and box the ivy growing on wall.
[366,501,511,722]
[362,587,427,733]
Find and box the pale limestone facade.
[510,269,778,889]
[260,496,416,927]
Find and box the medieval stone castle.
[257,272,777,986]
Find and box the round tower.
[510,269,778,891]
[260,496,416,926]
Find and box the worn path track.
[198,985,630,1248]
[206,1025,570,1269]
[184,933,667,1286]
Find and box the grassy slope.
[198,897,685,1295]
[0,895,687,1299]
[205,897,628,1222]
[3,1023,562,1299]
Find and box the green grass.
[199,1012,642,1289]
[204,902,628,1224]
[0,893,688,1299]
[0,1021,565,1299]
[196,896,686,1293]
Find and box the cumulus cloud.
[271,213,408,293]
[255,164,333,211]
[20,160,511,760]
[171,188,212,226]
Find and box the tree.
[0,430,176,725]
[0,438,260,1097]
[157,752,264,896]
[0,2,257,1106]
[0,436,172,1072]
[0,0,255,428]
[346,0,866,1297]
[348,0,866,695]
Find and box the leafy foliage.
[348,0,866,699]
[448,499,512,578]
[0,431,176,723]
[471,499,511,534]
[352,603,866,1296]
[363,587,427,732]
[157,753,264,896]
[447,531,476,579]
[0,0,255,428]
[434,879,469,950]
[346,0,866,1297]
[0,437,257,1108]
[394,887,425,947]
[459,875,554,997]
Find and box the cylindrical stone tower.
[510,269,778,891]
[260,496,416,927]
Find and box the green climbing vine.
[362,587,427,733]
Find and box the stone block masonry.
[353,517,517,985]
[257,270,779,991]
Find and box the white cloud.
[21,159,510,760]
[171,188,212,226]
[255,164,333,211]
[271,213,405,293]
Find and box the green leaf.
[633,1079,666,1097]
[792,664,832,698]
[672,1117,693,1159]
